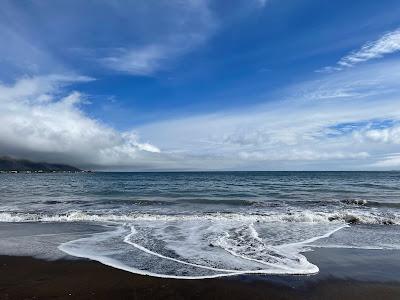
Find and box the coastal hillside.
[0,157,81,172]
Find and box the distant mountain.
[0,157,82,172]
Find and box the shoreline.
[1,255,400,300]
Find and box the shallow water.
[1,172,399,278]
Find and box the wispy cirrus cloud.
[0,0,217,77]
[319,28,400,72]
[99,1,217,75]
[0,0,270,78]
[101,45,170,76]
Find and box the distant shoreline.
[0,170,93,174]
[0,156,84,173]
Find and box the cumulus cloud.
[0,76,160,169]
[353,125,400,144]
[319,28,400,72]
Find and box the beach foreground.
[1,255,400,300]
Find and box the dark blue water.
[1,172,399,278]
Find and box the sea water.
[0,172,399,279]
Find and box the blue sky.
[1,0,400,170]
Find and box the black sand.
[0,255,399,300]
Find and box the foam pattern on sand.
[59,219,349,279]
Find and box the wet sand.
[1,255,399,300]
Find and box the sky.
[1,0,400,171]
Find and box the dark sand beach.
[1,253,399,300]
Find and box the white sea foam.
[2,208,398,279]
[123,225,240,273]
[214,223,319,274]
[59,225,261,279]
[277,224,349,250]
[57,220,352,279]
[0,210,399,225]
[0,208,395,279]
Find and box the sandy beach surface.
[1,254,399,300]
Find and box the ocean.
[1,172,399,279]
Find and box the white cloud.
[319,28,400,72]
[339,29,400,66]
[371,153,400,168]
[2,62,400,170]
[135,61,400,170]
[99,0,217,75]
[0,0,218,77]
[0,76,161,169]
[353,125,400,144]
[0,0,271,77]
[238,150,369,161]
[305,60,400,100]
[98,0,268,75]
[0,74,93,100]
[102,45,169,76]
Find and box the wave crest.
[0,210,398,225]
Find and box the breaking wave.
[0,210,398,225]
